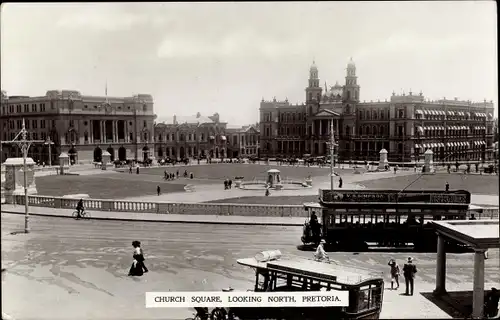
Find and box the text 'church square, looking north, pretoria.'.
[259,59,495,163]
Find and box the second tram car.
[302,189,472,251]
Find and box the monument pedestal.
[305,176,312,187]
[101,151,111,170]
[423,149,435,174]
[378,149,389,170]
[59,153,70,175]
[3,157,38,204]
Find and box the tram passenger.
[310,211,320,241]
[314,239,328,262]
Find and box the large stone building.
[260,59,496,163]
[154,113,229,159]
[226,124,260,158]
[0,90,156,164]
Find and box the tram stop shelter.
[432,219,499,319]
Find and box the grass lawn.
[360,173,499,195]
[137,163,352,181]
[206,173,498,205]
[205,195,318,205]
[35,175,186,199]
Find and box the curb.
[1,210,303,227]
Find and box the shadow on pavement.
[420,290,474,319]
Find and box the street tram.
[211,251,384,320]
[301,189,472,251]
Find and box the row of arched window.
[358,109,390,120]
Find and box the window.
[17,105,21,112]
[143,132,148,141]
[17,120,22,129]
[41,103,45,112]
[69,120,74,127]
[188,134,192,141]
[129,132,133,141]
[41,120,46,129]
[25,121,30,129]
[41,132,47,141]
[158,134,163,141]
[32,120,37,129]
[52,120,56,127]
[31,104,37,112]
[33,133,38,140]
[129,121,133,126]
[143,121,147,128]
[84,132,89,142]
[24,104,29,112]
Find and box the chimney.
[173,115,177,124]
[196,112,201,118]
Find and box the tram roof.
[237,256,379,285]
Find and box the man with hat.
[403,257,417,296]
[314,239,329,262]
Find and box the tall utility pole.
[44,136,55,166]
[1,119,44,233]
[330,118,336,190]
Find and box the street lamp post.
[44,137,55,166]
[329,119,337,191]
[1,119,44,233]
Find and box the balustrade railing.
[11,195,499,220]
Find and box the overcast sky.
[1,2,497,125]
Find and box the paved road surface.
[2,213,499,320]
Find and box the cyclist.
[76,199,84,219]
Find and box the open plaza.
[1,160,499,319]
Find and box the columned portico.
[434,234,447,295]
[432,220,499,319]
[472,249,486,319]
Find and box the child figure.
[388,259,400,290]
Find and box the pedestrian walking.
[176,170,179,178]
[388,259,400,290]
[445,181,449,192]
[224,180,228,190]
[129,166,132,174]
[157,186,161,196]
[228,179,232,189]
[403,257,417,296]
[136,166,140,174]
[338,177,343,189]
[128,240,148,276]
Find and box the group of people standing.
[224,179,233,190]
[387,257,417,295]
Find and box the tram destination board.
[320,189,471,204]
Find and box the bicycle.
[72,209,91,220]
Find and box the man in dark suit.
[403,257,417,296]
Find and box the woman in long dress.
[128,240,148,276]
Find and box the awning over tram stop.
[432,219,500,319]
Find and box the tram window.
[350,215,354,223]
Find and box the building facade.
[226,124,260,158]
[0,90,156,164]
[154,113,229,159]
[260,60,496,163]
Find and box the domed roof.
[310,60,318,71]
[347,57,355,68]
